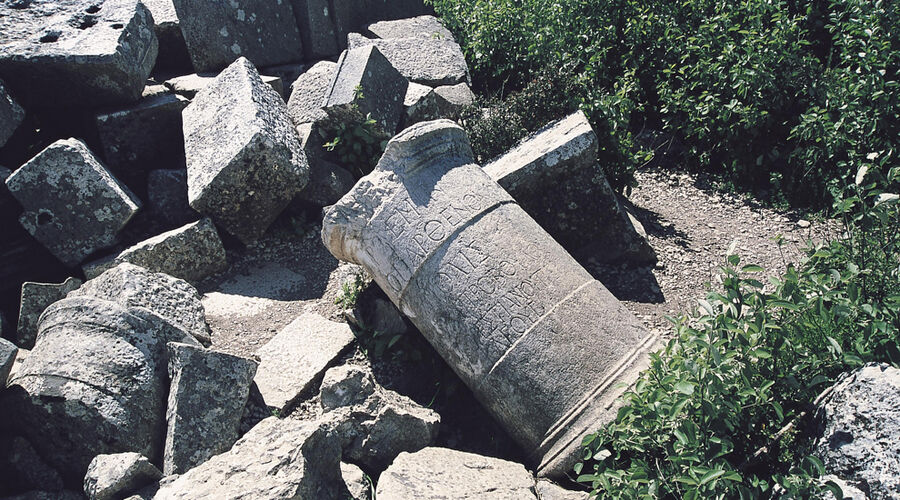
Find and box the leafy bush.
[576,169,899,498]
[322,86,388,178]
[430,0,900,207]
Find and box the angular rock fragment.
[286,61,337,127]
[0,0,158,107]
[815,363,900,499]
[254,313,355,411]
[71,263,211,346]
[83,218,226,284]
[1,78,25,148]
[321,364,440,471]
[348,33,469,86]
[143,0,191,71]
[146,169,199,227]
[94,91,189,195]
[289,0,347,60]
[4,296,169,486]
[0,337,16,385]
[16,277,82,349]
[183,57,309,244]
[433,82,476,110]
[324,45,408,138]
[341,463,371,500]
[83,453,161,500]
[376,448,538,499]
[164,72,283,99]
[153,417,346,499]
[4,138,141,267]
[322,120,658,477]
[483,111,657,264]
[293,123,356,207]
[261,63,308,99]
[163,342,257,475]
[402,82,474,129]
[535,480,589,500]
[0,435,65,494]
[172,0,303,73]
[365,15,454,41]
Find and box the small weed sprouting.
[334,273,366,310]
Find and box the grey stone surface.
[822,475,870,500]
[376,447,538,499]
[4,138,141,267]
[16,277,82,349]
[254,313,355,411]
[83,218,226,284]
[324,45,408,138]
[286,61,337,127]
[347,33,469,86]
[434,82,475,108]
[1,490,83,500]
[293,123,357,207]
[83,453,161,500]
[260,63,308,100]
[535,480,589,500]
[0,435,65,494]
[146,169,199,227]
[341,462,371,500]
[815,363,900,500]
[143,0,190,71]
[289,0,345,60]
[483,111,657,264]
[183,57,309,244]
[0,337,16,387]
[94,91,189,194]
[0,0,158,108]
[322,120,657,478]
[153,417,347,499]
[402,82,474,129]
[321,364,440,471]
[164,72,283,99]
[0,78,25,148]
[70,262,211,346]
[365,15,454,41]
[172,0,303,73]
[163,342,257,475]
[4,296,169,486]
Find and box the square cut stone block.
[4,138,140,267]
[183,57,309,244]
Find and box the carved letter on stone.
[322,120,659,477]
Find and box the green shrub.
[576,169,899,498]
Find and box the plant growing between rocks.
[323,85,388,178]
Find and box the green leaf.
[741,265,764,273]
[675,381,695,395]
[699,469,726,486]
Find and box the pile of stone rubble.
[3,1,891,499]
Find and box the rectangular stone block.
[347,33,469,87]
[4,138,141,267]
[164,71,283,99]
[0,78,25,148]
[182,57,309,244]
[0,0,158,108]
[143,0,192,71]
[484,111,656,264]
[286,61,337,127]
[172,0,303,73]
[324,45,408,138]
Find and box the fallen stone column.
[322,120,659,477]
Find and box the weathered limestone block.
[70,263,211,346]
[1,78,25,148]
[17,277,83,349]
[434,82,475,109]
[484,111,657,264]
[321,364,440,471]
[153,417,346,499]
[341,462,371,500]
[260,63,308,99]
[4,138,141,267]
[286,61,337,127]
[183,57,309,244]
[163,342,258,475]
[322,120,658,477]
[254,313,355,411]
[94,91,189,195]
[83,218,226,284]
[815,363,900,499]
[0,337,16,386]
[347,33,469,87]
[535,480,590,500]
[324,45,408,138]
[142,0,191,71]
[164,72,283,99]
[0,0,158,108]
[146,169,199,227]
[83,453,161,500]
[402,82,475,129]
[172,0,303,73]
[376,447,538,500]
[4,296,169,486]
[365,15,454,41]
[289,0,353,60]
